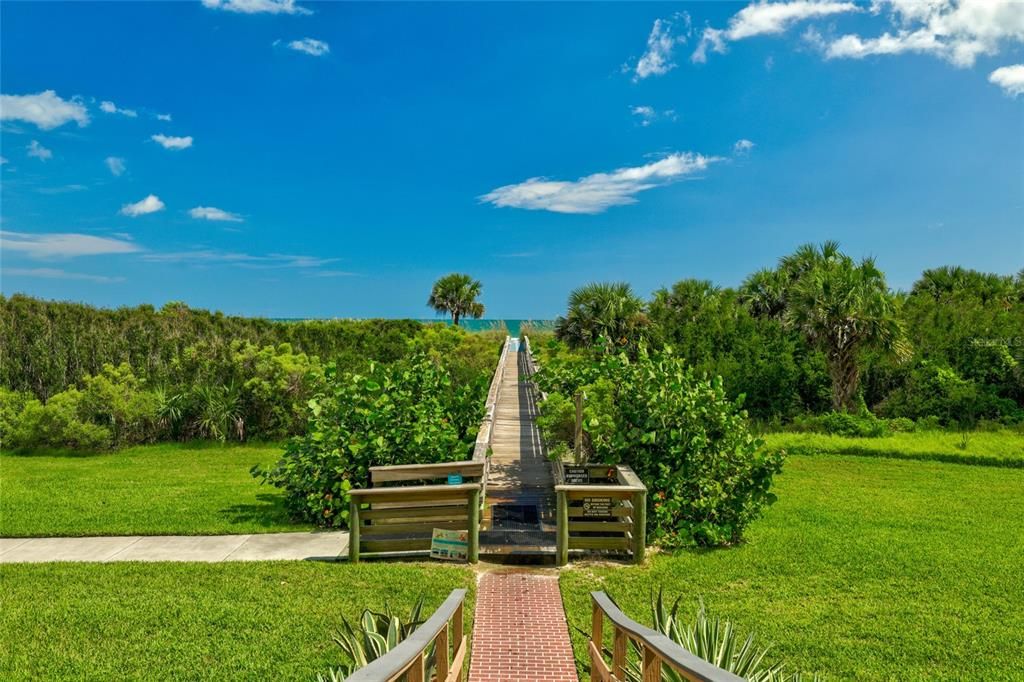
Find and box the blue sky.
[1,0,1022,319]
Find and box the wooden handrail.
[589,592,744,682]
[370,461,485,484]
[345,588,468,682]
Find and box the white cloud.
[99,100,138,118]
[156,113,172,122]
[823,0,1024,68]
[629,105,677,126]
[693,1,860,63]
[634,15,690,80]
[27,140,53,161]
[0,230,141,258]
[189,206,244,222]
[105,156,126,176]
[202,0,311,15]
[0,156,7,165]
[734,139,756,153]
[989,64,1024,97]
[141,250,336,269]
[151,134,193,150]
[120,194,165,217]
[3,267,124,283]
[36,184,88,195]
[287,37,330,56]
[480,152,722,215]
[0,90,90,130]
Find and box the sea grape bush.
[535,343,784,547]
[253,353,486,526]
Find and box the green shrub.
[790,410,890,438]
[254,353,485,526]
[886,417,916,433]
[78,363,160,446]
[536,345,784,547]
[8,389,112,450]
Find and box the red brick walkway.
[468,571,578,682]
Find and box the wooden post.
[556,489,569,566]
[590,595,604,682]
[468,487,480,564]
[435,624,450,681]
[574,392,584,464]
[632,489,646,565]
[642,645,661,682]
[407,651,425,682]
[612,626,627,679]
[348,499,360,564]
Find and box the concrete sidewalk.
[0,531,348,563]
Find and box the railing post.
[557,489,569,566]
[632,488,646,565]
[590,595,604,682]
[407,651,425,682]
[453,602,465,682]
[435,623,450,681]
[348,498,360,564]
[642,645,661,682]
[468,487,480,564]
[612,626,627,679]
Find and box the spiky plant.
[318,596,432,681]
[604,588,820,682]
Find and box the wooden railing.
[588,591,744,682]
[346,588,469,682]
[554,463,646,566]
[348,462,483,563]
[472,335,512,502]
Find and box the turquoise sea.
[272,318,554,338]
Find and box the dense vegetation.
[0,295,502,451]
[547,247,1023,427]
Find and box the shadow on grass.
[218,493,308,530]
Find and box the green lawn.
[0,442,303,537]
[762,429,1024,467]
[560,454,1024,681]
[0,561,474,681]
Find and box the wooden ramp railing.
[348,462,483,563]
[345,588,468,682]
[555,463,647,566]
[589,591,744,682]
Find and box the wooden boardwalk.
[487,344,550,491]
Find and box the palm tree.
[554,282,650,351]
[784,247,910,411]
[427,273,485,326]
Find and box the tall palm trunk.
[827,341,860,411]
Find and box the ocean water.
[273,318,554,338]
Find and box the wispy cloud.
[3,267,124,283]
[155,113,172,122]
[189,206,243,222]
[632,14,690,81]
[287,37,330,56]
[151,134,193,150]
[120,194,165,217]
[480,152,722,215]
[0,230,141,258]
[819,0,1024,68]
[36,184,88,195]
[202,0,311,15]
[27,140,53,161]
[0,90,90,129]
[693,1,860,63]
[141,250,337,269]
[734,139,756,154]
[106,156,126,176]
[629,105,678,127]
[99,100,137,118]
[0,156,8,166]
[989,64,1024,97]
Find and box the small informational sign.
[430,528,469,562]
[582,496,614,518]
[447,473,463,485]
[563,466,590,485]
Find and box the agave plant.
[606,588,820,682]
[318,595,432,681]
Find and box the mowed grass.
[0,561,474,681]
[762,429,1024,467]
[0,442,303,537]
[560,455,1024,681]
